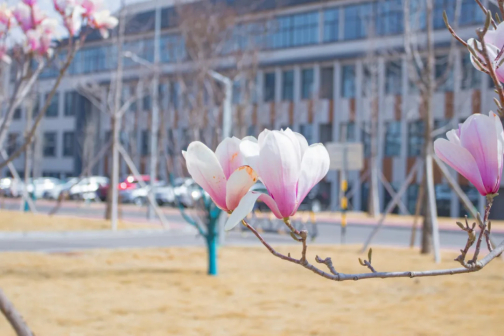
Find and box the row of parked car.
[0,175,329,212]
[0,175,202,208]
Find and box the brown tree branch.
[241,216,504,281]
[0,288,33,336]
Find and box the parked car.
[69,176,109,201]
[0,177,12,196]
[155,182,176,206]
[119,175,152,191]
[172,178,202,207]
[6,177,61,199]
[43,177,79,200]
[120,181,165,206]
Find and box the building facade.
[5,0,504,218]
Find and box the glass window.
[141,130,150,156]
[461,53,481,89]
[459,186,479,218]
[435,55,454,91]
[410,0,426,31]
[247,125,257,137]
[407,184,419,213]
[158,83,169,110]
[436,184,452,217]
[143,95,152,111]
[13,108,21,120]
[408,120,424,157]
[343,3,373,40]
[232,80,241,104]
[320,66,334,99]
[170,81,179,109]
[384,121,401,157]
[7,133,18,156]
[319,123,333,144]
[282,70,294,101]
[46,93,59,117]
[375,0,403,36]
[160,34,186,63]
[341,65,356,98]
[301,68,314,100]
[43,132,57,157]
[323,8,339,42]
[361,122,371,157]
[62,131,74,157]
[460,0,484,26]
[434,119,450,140]
[385,60,402,95]
[64,92,75,116]
[340,122,356,142]
[299,124,313,144]
[270,11,319,49]
[434,0,456,29]
[264,72,275,102]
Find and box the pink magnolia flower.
[54,0,76,15]
[22,0,37,7]
[90,10,118,38]
[225,128,330,230]
[0,4,12,37]
[13,3,45,32]
[434,111,504,196]
[183,137,259,212]
[26,19,56,56]
[468,22,504,82]
[81,0,102,18]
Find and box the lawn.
[0,245,503,335]
[0,210,151,231]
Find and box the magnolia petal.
[460,114,501,193]
[295,144,330,215]
[258,131,300,217]
[484,22,504,51]
[258,129,271,148]
[281,128,307,164]
[490,111,504,188]
[225,191,261,230]
[242,136,257,143]
[225,191,283,230]
[240,138,260,172]
[184,141,228,210]
[446,130,461,146]
[434,139,486,195]
[225,166,258,211]
[215,137,244,179]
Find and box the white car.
[43,177,79,199]
[69,176,109,201]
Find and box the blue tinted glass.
[341,65,356,98]
[344,3,372,40]
[323,8,339,42]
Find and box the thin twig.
[477,29,504,114]
[241,218,504,281]
[475,0,498,29]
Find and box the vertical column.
[318,9,324,43]
[274,67,282,129]
[312,64,321,143]
[377,57,386,213]
[400,55,409,212]
[330,61,341,211]
[292,66,301,133]
[451,49,462,217]
[353,60,363,211]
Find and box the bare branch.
[0,287,33,336]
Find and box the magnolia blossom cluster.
[435,111,504,197]
[183,129,330,230]
[0,0,117,61]
[469,21,504,82]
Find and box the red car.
[118,175,151,190]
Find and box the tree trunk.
[421,177,433,254]
[206,220,218,276]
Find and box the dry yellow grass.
[0,210,149,231]
[0,245,503,335]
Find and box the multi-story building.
[5,0,503,217]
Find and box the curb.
[0,226,198,240]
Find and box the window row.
[6,131,75,158]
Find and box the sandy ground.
[0,210,150,231]
[0,245,503,336]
